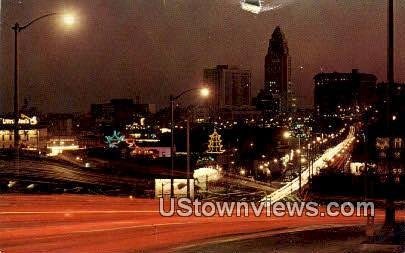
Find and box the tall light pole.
[169,87,209,198]
[296,148,302,192]
[283,130,303,191]
[12,13,75,149]
[385,0,395,227]
[186,118,191,198]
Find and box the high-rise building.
[263,26,292,114]
[203,65,252,113]
[313,69,377,117]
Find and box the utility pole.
[385,0,395,227]
[170,96,175,198]
[168,87,210,198]
[186,119,191,198]
[12,23,20,149]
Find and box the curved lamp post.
[12,13,75,149]
[169,87,209,198]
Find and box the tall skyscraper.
[203,65,252,113]
[263,26,292,114]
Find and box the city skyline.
[1,1,405,251]
[1,0,405,113]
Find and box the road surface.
[0,159,145,186]
[262,131,356,202]
[0,194,399,253]
[0,159,150,196]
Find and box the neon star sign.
[105,130,126,148]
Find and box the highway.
[222,173,276,192]
[0,159,145,186]
[262,130,356,203]
[0,194,399,253]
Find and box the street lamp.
[200,87,210,98]
[385,0,395,227]
[169,87,210,198]
[283,131,291,139]
[12,13,75,149]
[62,14,76,26]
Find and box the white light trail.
[262,129,355,203]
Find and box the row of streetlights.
[282,130,345,192]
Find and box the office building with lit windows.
[258,26,293,115]
[203,65,252,114]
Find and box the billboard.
[155,179,194,199]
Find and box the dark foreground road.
[175,226,366,253]
[0,195,402,253]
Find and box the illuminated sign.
[105,130,125,148]
[1,115,38,125]
[155,179,194,198]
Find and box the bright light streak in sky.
[240,0,297,14]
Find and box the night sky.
[1,0,404,113]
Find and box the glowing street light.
[200,87,210,97]
[62,14,75,26]
[12,12,77,149]
[169,86,210,197]
[283,131,292,139]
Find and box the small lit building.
[350,162,365,175]
[0,114,47,150]
[131,146,171,158]
[47,138,80,156]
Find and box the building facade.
[46,113,74,137]
[203,65,252,114]
[262,26,292,114]
[313,69,377,117]
[91,99,156,129]
[0,115,47,150]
